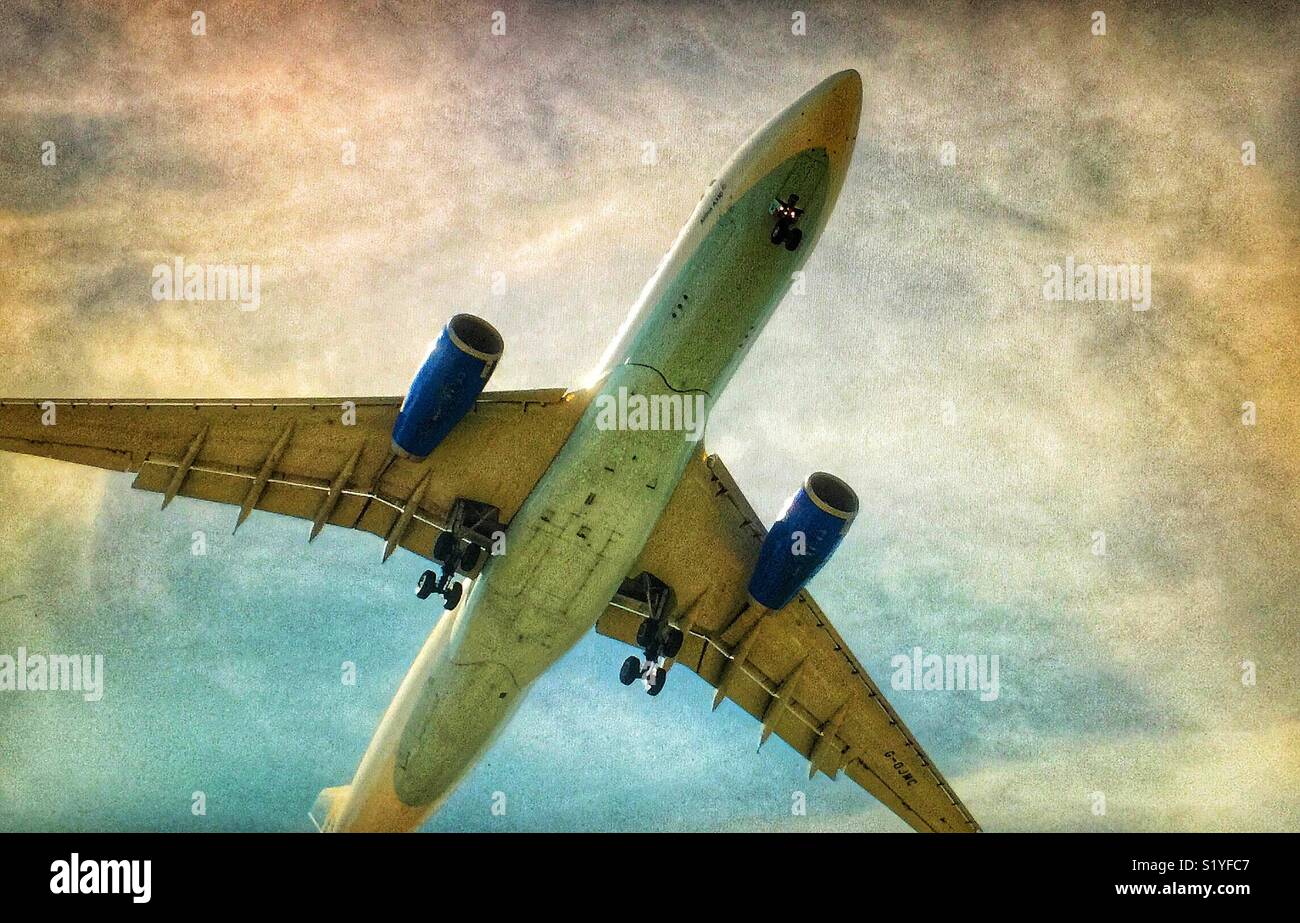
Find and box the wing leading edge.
[0,390,585,563]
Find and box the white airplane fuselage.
[323,70,861,831]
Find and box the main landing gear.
[415,498,502,611]
[769,193,804,251]
[616,572,684,697]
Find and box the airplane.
[0,69,980,833]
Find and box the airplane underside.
[4,69,981,834]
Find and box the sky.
[0,0,1297,832]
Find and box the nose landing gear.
[769,194,804,251]
[415,498,501,612]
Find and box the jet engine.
[747,472,858,610]
[391,314,504,459]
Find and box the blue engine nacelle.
[747,472,859,610]
[391,314,504,459]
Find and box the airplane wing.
[1,392,978,831]
[0,391,585,560]
[596,450,981,833]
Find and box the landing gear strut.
[769,193,804,251]
[616,572,683,696]
[415,498,501,611]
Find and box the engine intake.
[747,472,858,610]
[391,314,504,459]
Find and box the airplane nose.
[713,68,863,228]
[799,68,862,150]
[824,69,863,110]
[766,69,860,152]
[835,68,863,121]
[770,69,861,189]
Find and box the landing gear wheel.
[784,227,803,251]
[619,656,642,686]
[415,570,438,600]
[442,581,464,611]
[770,224,787,246]
[635,619,656,650]
[456,543,484,576]
[433,531,456,564]
[661,627,684,659]
[647,670,667,696]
